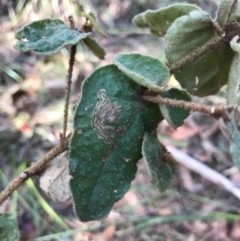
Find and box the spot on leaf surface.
[92,89,126,148]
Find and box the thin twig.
[168,22,240,73]
[142,94,233,121]
[62,16,77,139]
[168,146,240,200]
[0,135,71,205]
[212,20,224,36]
[168,35,223,73]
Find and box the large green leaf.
[133,3,200,36]
[14,19,91,55]
[0,213,20,241]
[142,132,175,191]
[227,52,240,110]
[227,37,240,130]
[222,44,240,168]
[165,10,214,63]
[159,88,191,128]
[114,53,170,92]
[217,0,240,27]
[83,37,106,60]
[69,65,163,222]
[165,10,234,96]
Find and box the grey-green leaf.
[70,65,151,222]
[165,10,213,63]
[217,0,240,27]
[226,121,240,170]
[230,36,240,53]
[225,39,240,168]
[227,46,240,130]
[227,53,240,107]
[141,101,164,133]
[83,37,106,59]
[114,53,170,92]
[14,19,91,55]
[133,3,200,37]
[159,88,191,128]
[165,10,234,96]
[142,132,175,191]
[0,213,20,241]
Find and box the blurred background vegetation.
[1,0,240,240]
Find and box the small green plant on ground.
[1,0,240,238]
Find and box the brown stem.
[62,45,76,138]
[168,23,240,73]
[168,35,224,73]
[62,16,77,139]
[68,15,75,29]
[142,95,233,121]
[223,0,238,28]
[0,134,71,205]
[212,21,224,36]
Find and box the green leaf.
[14,19,91,55]
[159,88,191,128]
[227,54,240,107]
[0,213,20,241]
[114,53,170,92]
[133,3,200,37]
[142,132,175,191]
[141,101,164,132]
[165,10,214,63]
[83,37,106,59]
[165,10,234,96]
[226,121,240,170]
[227,39,240,130]
[217,0,240,27]
[70,65,163,222]
[222,47,240,168]
[222,42,240,168]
